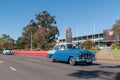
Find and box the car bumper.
[76,57,96,62]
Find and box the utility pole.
[116,32,119,44]
[92,21,95,46]
[93,21,95,43]
[31,32,32,51]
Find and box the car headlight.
[78,52,82,57]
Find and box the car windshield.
[66,44,76,49]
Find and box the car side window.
[60,45,66,50]
[54,45,60,50]
[67,44,73,49]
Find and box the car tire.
[50,56,55,62]
[69,57,76,66]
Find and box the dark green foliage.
[15,10,59,50]
[16,20,39,50]
[80,40,95,50]
[33,10,59,50]
[112,20,120,33]
[111,42,120,50]
[0,34,14,50]
[80,40,100,53]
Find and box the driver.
[61,45,66,50]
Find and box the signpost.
[103,30,120,44]
[66,27,72,43]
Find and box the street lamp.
[31,32,32,51]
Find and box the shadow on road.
[73,62,101,67]
[100,65,120,69]
[55,61,101,66]
[55,61,120,80]
[115,73,120,80]
[67,70,120,80]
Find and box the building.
[59,27,120,49]
[59,33,111,49]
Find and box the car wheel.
[50,56,55,62]
[69,57,76,66]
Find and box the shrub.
[80,40,95,50]
[91,46,100,53]
[111,43,117,50]
[111,42,120,50]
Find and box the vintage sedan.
[47,43,96,65]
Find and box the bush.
[111,48,120,58]
[80,40,95,50]
[111,42,120,50]
[116,43,120,49]
[91,46,100,53]
[111,43,117,50]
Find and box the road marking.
[27,59,40,62]
[9,67,17,71]
[0,61,3,64]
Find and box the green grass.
[111,49,120,58]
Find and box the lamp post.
[31,32,32,51]
[92,21,95,46]
[116,32,120,44]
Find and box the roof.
[56,42,72,45]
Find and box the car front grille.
[79,53,92,58]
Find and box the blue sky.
[0,0,120,40]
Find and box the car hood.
[70,49,94,54]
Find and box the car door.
[53,45,61,60]
[54,45,68,61]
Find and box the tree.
[35,10,59,41]
[33,10,59,50]
[15,37,26,49]
[112,20,120,45]
[16,20,39,49]
[16,11,59,49]
[0,34,14,49]
[112,20,120,32]
[16,10,59,50]
[22,20,39,36]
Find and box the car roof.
[56,42,72,45]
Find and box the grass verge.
[111,49,120,58]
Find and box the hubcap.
[69,57,75,65]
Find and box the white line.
[0,61,3,64]
[9,67,17,71]
[27,59,40,62]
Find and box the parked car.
[47,43,96,65]
[3,49,12,55]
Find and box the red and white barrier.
[12,51,47,57]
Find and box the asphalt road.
[0,54,120,80]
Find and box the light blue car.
[47,43,96,65]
